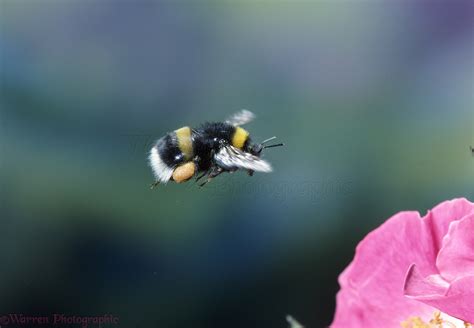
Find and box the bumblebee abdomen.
[149,126,195,183]
[156,126,194,166]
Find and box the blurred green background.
[1,1,473,327]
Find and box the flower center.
[401,311,472,328]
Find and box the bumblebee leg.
[199,167,224,188]
[247,170,254,177]
[150,181,160,189]
[195,170,209,183]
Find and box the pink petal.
[404,264,474,322]
[404,264,449,296]
[436,213,474,282]
[331,211,437,327]
[424,198,474,252]
[332,198,474,327]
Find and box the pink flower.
[331,198,474,328]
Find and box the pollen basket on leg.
[232,127,249,149]
[175,126,194,160]
[172,162,196,183]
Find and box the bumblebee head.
[249,136,284,156]
[249,143,264,156]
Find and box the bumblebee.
[148,110,283,187]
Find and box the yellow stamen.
[431,311,444,325]
[401,316,431,328]
[401,312,471,328]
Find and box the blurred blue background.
[1,1,473,327]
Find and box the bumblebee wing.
[214,145,272,172]
[225,110,255,126]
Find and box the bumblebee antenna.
[261,136,284,148]
[253,136,283,154]
[261,136,277,145]
[264,143,284,149]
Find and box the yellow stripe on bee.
[232,127,249,149]
[175,126,193,160]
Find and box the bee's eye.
[251,144,263,155]
[213,137,219,142]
